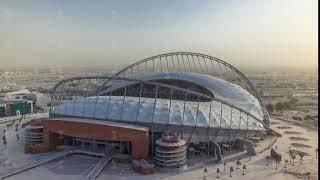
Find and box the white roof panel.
[52,96,265,131]
[105,73,264,120]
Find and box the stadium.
[25,52,270,171]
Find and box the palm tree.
[289,150,294,162]
[292,154,296,166]
[16,133,20,143]
[203,167,207,179]
[236,159,241,169]
[223,162,226,171]
[229,166,233,177]
[6,122,12,128]
[298,152,308,164]
[242,164,246,175]
[275,158,280,170]
[216,168,220,178]
[266,155,270,166]
[306,172,311,179]
[2,134,7,149]
[284,159,288,171]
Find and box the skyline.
[0,0,318,69]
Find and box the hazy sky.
[0,0,318,69]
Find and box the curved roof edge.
[99,52,270,125]
[103,72,264,120]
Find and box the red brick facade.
[43,119,149,160]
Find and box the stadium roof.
[104,73,264,120]
[52,96,264,131]
[52,73,265,131]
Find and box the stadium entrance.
[62,135,132,155]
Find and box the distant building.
[0,89,35,117]
[5,89,31,100]
[0,103,6,118]
[4,100,33,116]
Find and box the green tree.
[216,168,220,178]
[2,134,7,149]
[275,158,280,170]
[266,104,274,113]
[16,133,20,142]
[291,154,296,166]
[229,167,233,177]
[6,121,14,128]
[266,155,270,166]
[289,150,294,162]
[203,168,207,180]
[236,159,241,169]
[306,172,311,179]
[289,97,298,105]
[284,159,288,172]
[298,152,308,164]
[304,115,314,121]
[275,102,284,111]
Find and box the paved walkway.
[85,155,112,180]
[0,149,109,180]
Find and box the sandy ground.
[96,118,318,180]
[0,116,318,180]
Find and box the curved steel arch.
[99,52,269,125]
[52,75,112,93]
[49,76,110,112]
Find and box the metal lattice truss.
[50,52,270,146]
[100,52,269,123]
